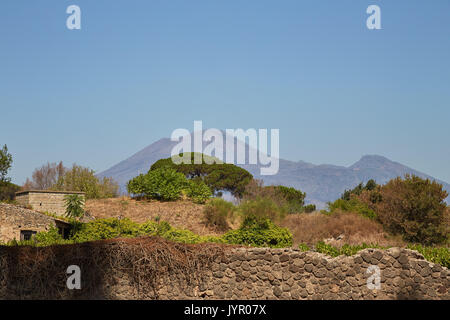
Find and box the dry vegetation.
[85,197,220,236]
[281,210,404,247]
[0,236,227,299]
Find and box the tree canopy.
[150,153,253,198]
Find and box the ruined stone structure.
[153,247,449,300]
[15,190,85,217]
[0,203,70,243]
[0,238,447,300]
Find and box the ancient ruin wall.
[0,203,59,243]
[0,238,448,300]
[15,191,85,216]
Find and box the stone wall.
[15,191,85,217]
[151,247,449,300]
[2,238,447,300]
[0,203,61,243]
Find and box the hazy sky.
[1,0,449,185]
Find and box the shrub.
[273,185,306,213]
[242,180,307,214]
[341,179,378,201]
[372,175,448,245]
[303,204,316,213]
[186,179,212,204]
[203,198,236,231]
[223,219,292,248]
[70,218,142,242]
[239,198,287,229]
[407,244,449,268]
[327,198,377,219]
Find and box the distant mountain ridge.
[98,136,450,209]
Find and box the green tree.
[127,167,188,201]
[0,144,13,183]
[341,179,378,201]
[64,194,85,218]
[54,164,119,199]
[372,175,448,244]
[150,153,253,198]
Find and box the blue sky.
[1,0,449,184]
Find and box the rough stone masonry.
[2,239,446,300]
[153,247,449,300]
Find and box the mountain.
[98,136,450,209]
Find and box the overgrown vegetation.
[203,198,236,231]
[325,175,449,245]
[242,179,312,214]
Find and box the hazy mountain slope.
[98,137,450,209]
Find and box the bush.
[327,198,377,219]
[242,180,307,214]
[372,175,448,245]
[186,179,212,204]
[407,244,449,269]
[303,204,316,213]
[273,185,306,213]
[223,219,292,248]
[70,218,142,242]
[239,198,287,229]
[203,198,236,231]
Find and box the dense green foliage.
[303,204,316,213]
[223,219,292,248]
[407,244,450,269]
[127,167,188,201]
[186,179,213,204]
[242,179,310,214]
[64,194,85,218]
[0,181,21,202]
[272,185,306,213]
[150,153,253,197]
[2,216,290,248]
[370,175,448,245]
[341,179,378,201]
[239,197,287,228]
[127,167,212,203]
[326,198,377,219]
